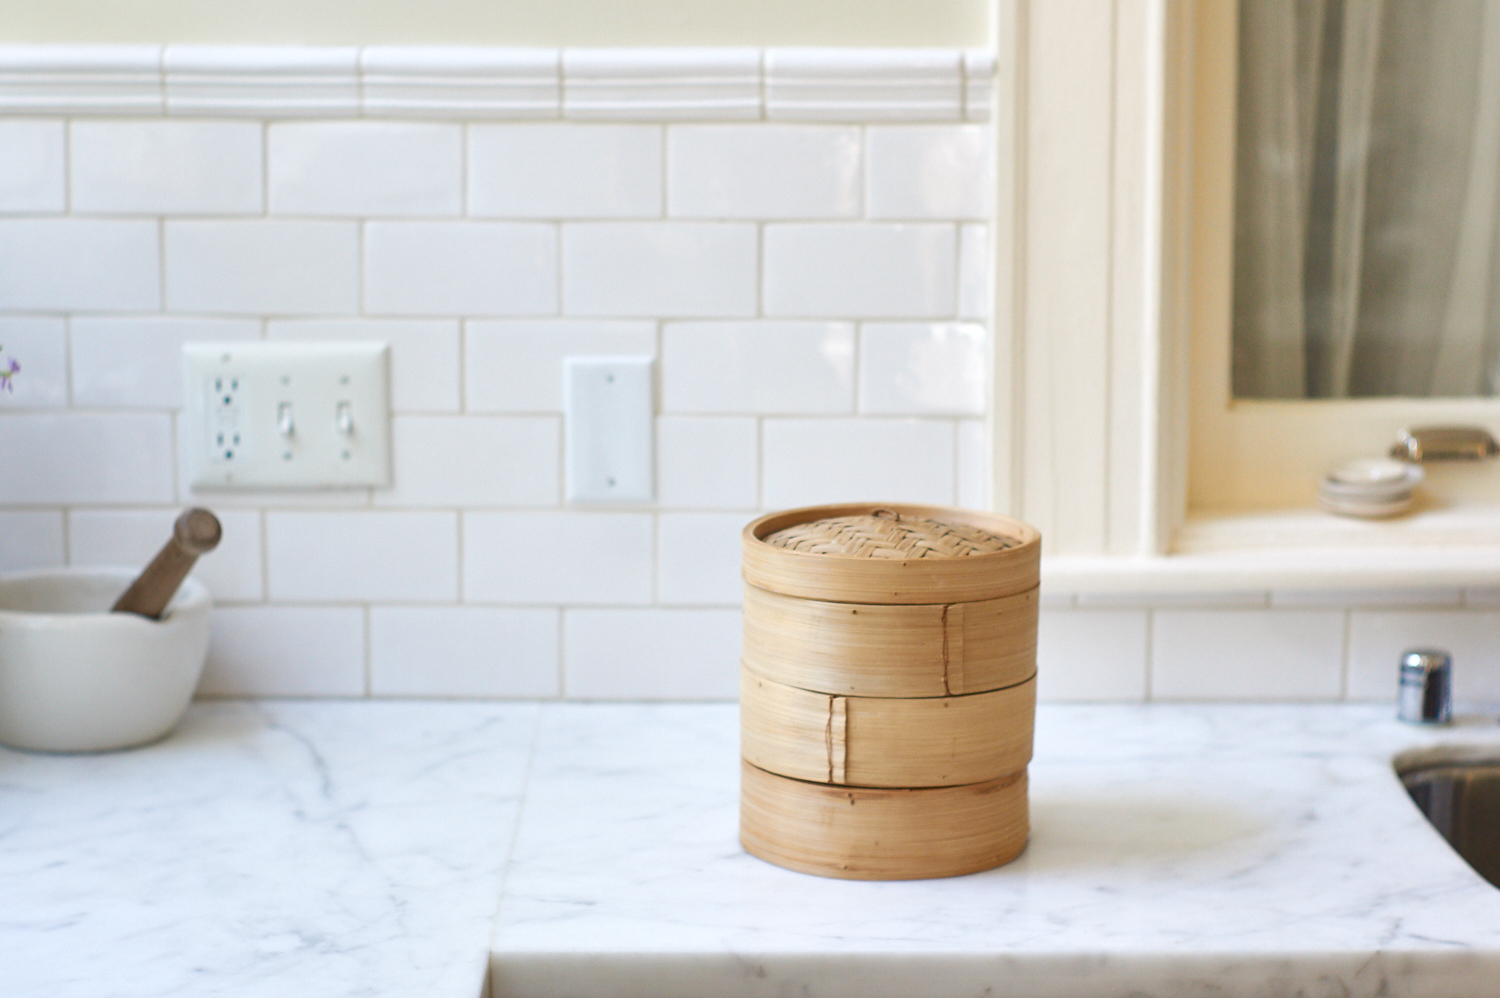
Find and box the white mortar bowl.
[0,568,212,752]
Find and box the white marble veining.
[0,700,539,998]
[491,703,1500,998]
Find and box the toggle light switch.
[183,342,390,490]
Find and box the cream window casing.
[992,0,1500,592]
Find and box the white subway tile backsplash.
[70,120,262,215]
[563,48,760,121]
[268,121,461,216]
[858,322,984,415]
[0,317,68,408]
[661,321,854,414]
[657,512,746,605]
[1151,610,1345,701]
[0,45,163,116]
[0,120,64,212]
[266,511,458,603]
[469,124,662,219]
[962,50,996,122]
[1271,588,1465,608]
[1347,610,1500,705]
[369,606,559,698]
[199,605,365,697]
[563,608,740,699]
[68,507,263,601]
[71,316,260,409]
[762,417,955,509]
[0,219,160,312]
[360,47,560,119]
[562,222,757,318]
[465,320,655,413]
[958,223,990,320]
[267,319,460,412]
[376,416,559,507]
[763,223,956,318]
[656,416,758,509]
[165,45,359,117]
[666,125,861,219]
[866,125,991,219]
[0,511,65,571]
[165,220,358,315]
[0,413,173,504]
[464,511,653,605]
[1037,609,1148,702]
[957,419,987,509]
[364,221,557,316]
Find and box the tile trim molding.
[0,45,996,122]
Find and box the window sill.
[1041,503,1500,596]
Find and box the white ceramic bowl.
[0,568,212,752]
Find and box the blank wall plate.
[565,355,654,504]
[183,341,391,490]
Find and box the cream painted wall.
[0,0,991,47]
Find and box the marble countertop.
[6,700,1500,998]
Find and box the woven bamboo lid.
[743,503,1040,604]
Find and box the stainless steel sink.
[1401,758,1500,888]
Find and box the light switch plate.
[565,355,654,504]
[183,341,391,490]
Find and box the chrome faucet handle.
[1399,649,1453,725]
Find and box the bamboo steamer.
[739,503,1041,880]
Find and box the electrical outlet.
[183,342,391,490]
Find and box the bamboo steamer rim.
[743,503,1041,604]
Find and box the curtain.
[1232,0,1500,399]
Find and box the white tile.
[0,120,64,212]
[361,46,560,118]
[269,121,461,216]
[199,605,365,697]
[562,48,760,121]
[1077,591,1270,609]
[0,511,65,572]
[0,45,163,116]
[0,413,173,504]
[68,508,263,602]
[1271,588,1465,608]
[563,608,741,699]
[666,125,860,219]
[763,223,956,318]
[71,317,260,409]
[958,223,990,320]
[465,320,655,413]
[661,321,854,415]
[1348,610,1500,705]
[70,120,262,215]
[165,220,358,315]
[866,124,991,219]
[364,221,557,317]
[469,124,662,218]
[957,418,987,509]
[165,45,358,117]
[464,511,652,605]
[1037,589,1076,609]
[0,219,159,312]
[562,222,757,318]
[0,318,67,408]
[1036,609,1148,702]
[375,416,558,507]
[761,417,955,509]
[963,49,997,122]
[765,48,962,122]
[266,511,458,602]
[1151,610,1345,701]
[656,416,758,509]
[267,319,460,412]
[657,512,746,606]
[369,606,559,698]
[859,322,985,415]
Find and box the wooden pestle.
[111,508,222,620]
